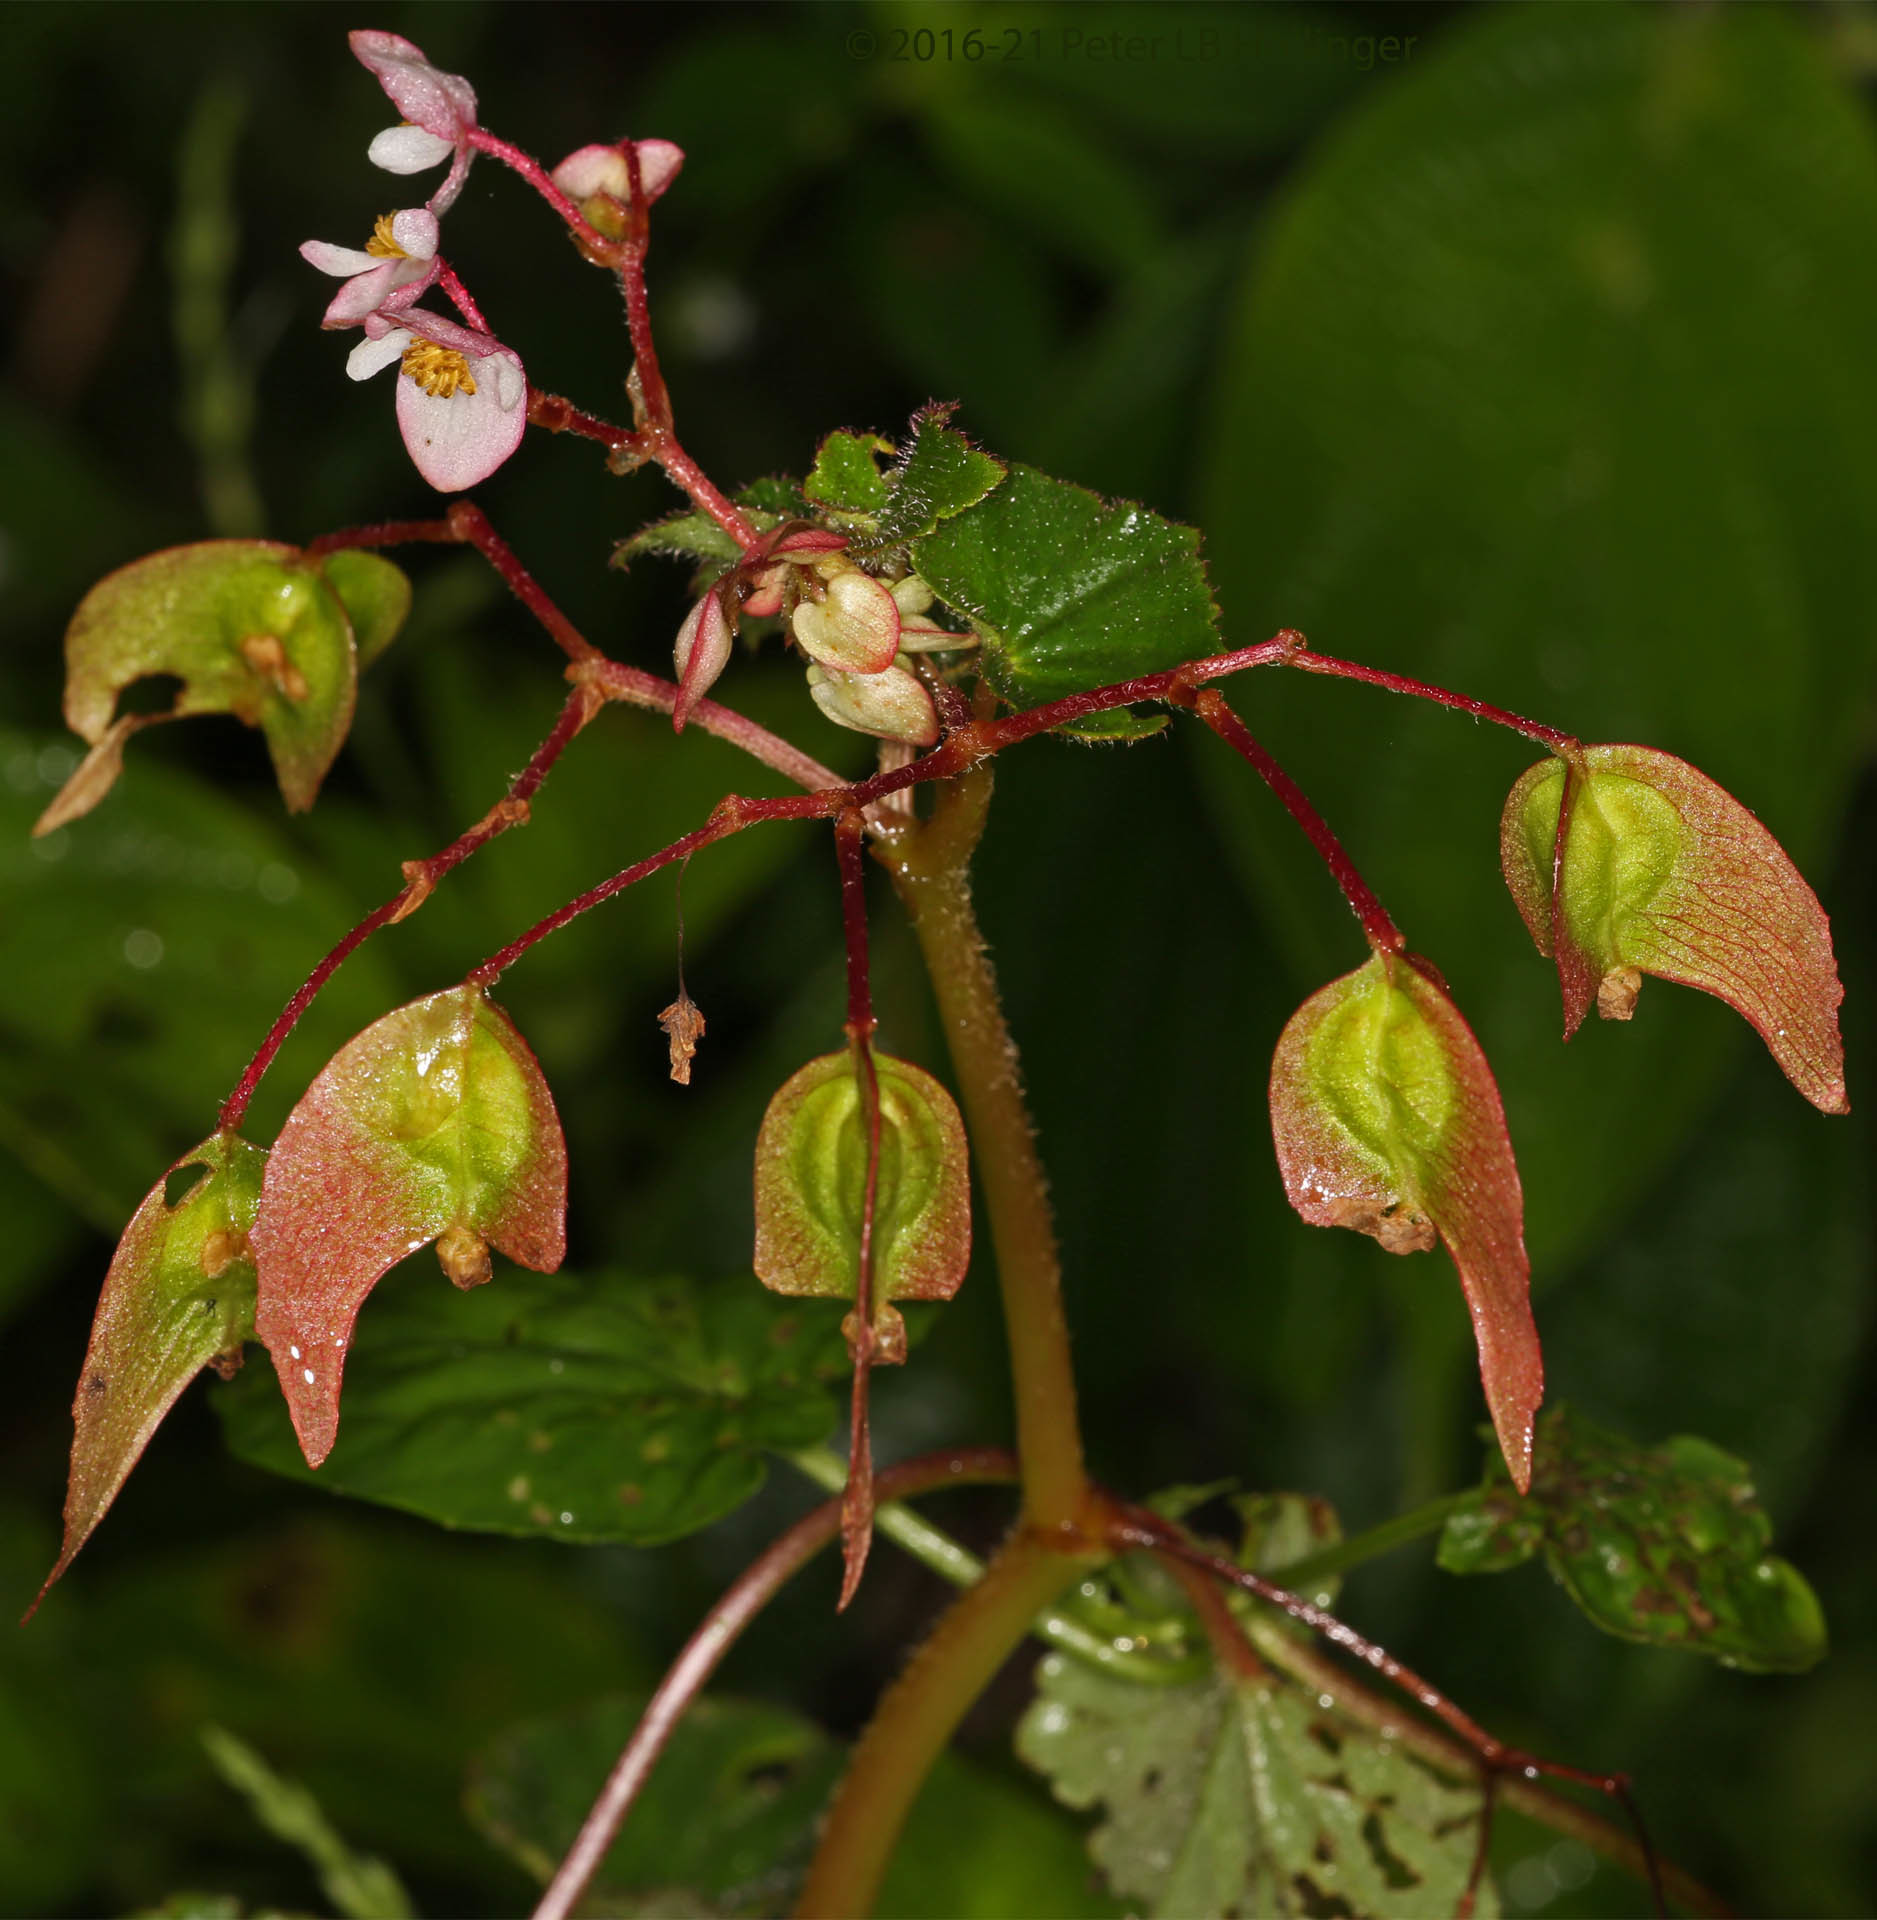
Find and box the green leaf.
[219,1268,848,1545]
[1437,1404,1827,1673]
[468,1691,1113,1920]
[468,1693,844,1915]
[871,409,1007,548]
[34,1130,264,1606]
[252,985,568,1469]
[753,1049,971,1355]
[1017,1651,1496,1918]
[201,1724,412,1920]
[612,507,750,571]
[56,540,358,817]
[317,553,411,671]
[912,465,1219,711]
[804,430,892,514]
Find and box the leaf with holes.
[911,464,1218,716]
[1438,1404,1826,1673]
[753,1049,970,1361]
[1271,950,1540,1491]
[219,1269,849,1545]
[1017,1651,1496,1918]
[50,540,359,823]
[252,985,566,1469]
[33,1130,265,1610]
[1502,746,1847,1114]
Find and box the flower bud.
[672,587,733,730]
[790,566,900,675]
[806,660,939,746]
[1502,746,1847,1113]
[1271,952,1540,1491]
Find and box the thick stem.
[532,1448,1019,1920]
[793,1526,1102,1919]
[874,766,1089,1533]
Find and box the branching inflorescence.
[29,28,1846,1920]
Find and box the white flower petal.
[491,355,525,411]
[551,144,629,201]
[636,140,685,204]
[300,240,381,277]
[347,331,411,381]
[369,124,455,175]
[395,368,528,492]
[389,208,440,258]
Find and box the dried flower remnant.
[1271,952,1541,1491]
[1502,746,1848,1114]
[658,992,707,1085]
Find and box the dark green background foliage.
[2,3,1873,1915]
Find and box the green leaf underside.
[869,411,1007,547]
[1270,953,1539,1490]
[1502,747,1847,1112]
[804,430,893,514]
[1017,1652,1496,1918]
[613,509,756,570]
[753,1051,971,1338]
[39,1131,265,1601]
[61,540,358,812]
[469,1691,1111,1920]
[911,464,1220,710]
[1438,1405,1827,1673]
[317,552,412,672]
[220,1269,849,1545]
[251,986,567,1470]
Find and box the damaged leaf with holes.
[1270,950,1541,1492]
[1017,1650,1497,1918]
[219,1269,851,1545]
[753,1049,971,1361]
[34,1130,266,1608]
[252,984,567,1470]
[1438,1404,1826,1673]
[1501,745,1847,1113]
[44,540,369,831]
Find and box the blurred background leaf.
[2,3,1872,1916]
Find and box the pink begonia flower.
[672,587,734,731]
[299,208,439,329]
[350,30,479,214]
[550,141,687,209]
[347,308,528,493]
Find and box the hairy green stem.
[1264,1488,1476,1595]
[786,1447,1207,1685]
[793,1529,1101,1919]
[874,765,1089,1531]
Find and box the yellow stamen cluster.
[400,340,477,399]
[365,212,407,258]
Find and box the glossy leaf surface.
[318,552,412,671]
[1271,952,1539,1489]
[1439,1405,1826,1673]
[753,1049,970,1355]
[56,540,358,817]
[912,464,1218,709]
[1502,746,1847,1114]
[252,985,566,1468]
[221,1270,847,1545]
[1017,1651,1494,1918]
[35,1131,265,1606]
